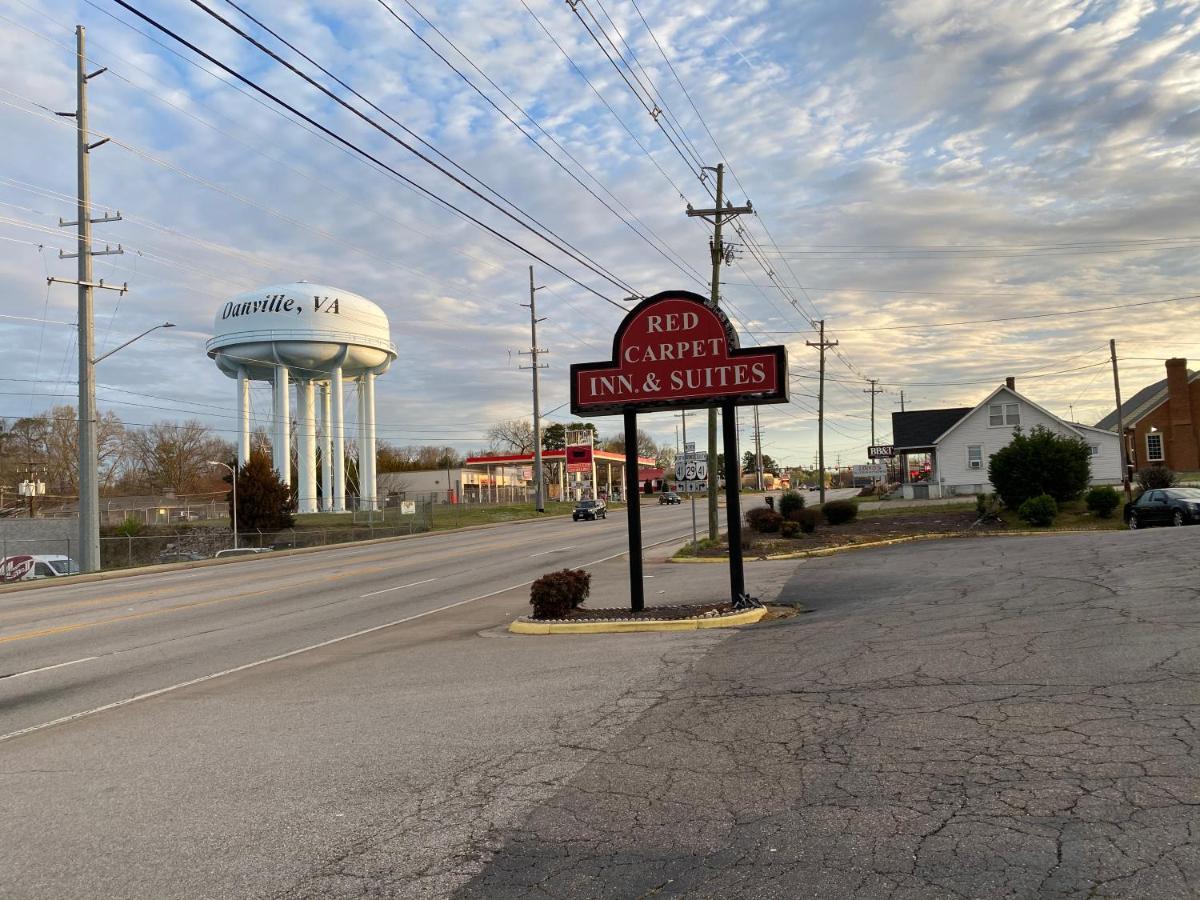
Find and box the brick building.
[1096,358,1200,472]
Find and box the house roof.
[933,384,1090,447]
[1094,369,1198,431]
[890,408,971,450]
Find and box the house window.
[967,445,983,469]
[1146,432,1164,462]
[989,403,1020,426]
[1089,444,1100,457]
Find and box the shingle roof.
[1093,371,1196,431]
[891,408,972,450]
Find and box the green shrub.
[779,490,805,520]
[975,492,1001,518]
[1017,493,1058,527]
[115,516,143,537]
[822,499,858,525]
[988,425,1090,508]
[1136,465,1177,491]
[797,508,820,533]
[746,507,783,533]
[529,568,591,619]
[779,520,800,539]
[1084,485,1121,518]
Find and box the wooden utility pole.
[864,379,882,446]
[807,320,838,504]
[520,267,548,512]
[686,163,753,539]
[753,405,764,491]
[897,390,905,412]
[1111,339,1132,501]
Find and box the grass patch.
[855,501,975,519]
[997,498,1125,531]
[673,537,722,558]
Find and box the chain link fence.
[2,501,434,578]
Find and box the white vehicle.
[1,554,80,582]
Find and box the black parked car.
[572,499,607,521]
[658,492,681,505]
[1125,487,1200,529]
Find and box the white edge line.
[0,530,695,744]
[528,545,576,558]
[3,656,98,680]
[359,577,438,598]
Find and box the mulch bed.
[691,510,1005,558]
[525,602,737,623]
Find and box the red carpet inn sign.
[571,290,788,611]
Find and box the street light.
[78,321,177,573]
[208,460,237,549]
[92,322,174,364]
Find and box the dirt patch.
[688,510,1005,558]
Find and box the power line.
[108,0,634,310]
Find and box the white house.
[891,378,1123,499]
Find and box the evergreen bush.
[779,519,800,538]
[1135,465,1177,491]
[1017,493,1058,527]
[821,499,858,525]
[746,507,783,533]
[1084,485,1121,518]
[798,508,820,533]
[988,425,1090,508]
[779,490,805,520]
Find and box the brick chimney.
[1005,377,1015,391]
[1165,358,1197,467]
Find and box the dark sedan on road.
[572,500,607,521]
[658,492,681,505]
[1125,487,1200,529]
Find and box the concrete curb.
[669,527,1124,564]
[509,606,767,634]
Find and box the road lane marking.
[360,578,438,598]
[0,656,97,680]
[528,546,575,558]
[0,530,698,744]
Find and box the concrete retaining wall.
[0,518,79,560]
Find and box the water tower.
[206,282,396,514]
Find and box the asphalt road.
[459,527,1200,899]
[0,498,739,741]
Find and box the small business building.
[890,378,1122,499]
[462,450,656,502]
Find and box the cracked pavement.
[456,530,1200,899]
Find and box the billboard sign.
[868,444,895,460]
[570,291,788,415]
[565,444,593,473]
[852,464,887,478]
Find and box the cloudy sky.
[3,0,1200,469]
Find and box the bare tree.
[487,419,535,454]
[124,420,232,493]
[602,429,658,460]
[38,405,126,493]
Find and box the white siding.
[935,389,1122,494]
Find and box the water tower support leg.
[332,367,345,512]
[364,371,377,511]
[320,382,333,512]
[237,367,250,467]
[297,380,317,514]
[274,365,291,486]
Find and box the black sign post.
[570,291,789,612]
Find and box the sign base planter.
[509,602,767,635]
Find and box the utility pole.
[686,162,753,539]
[49,26,125,573]
[807,320,838,505]
[1111,339,1132,502]
[864,379,882,447]
[753,405,764,491]
[520,266,548,512]
[898,390,905,413]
